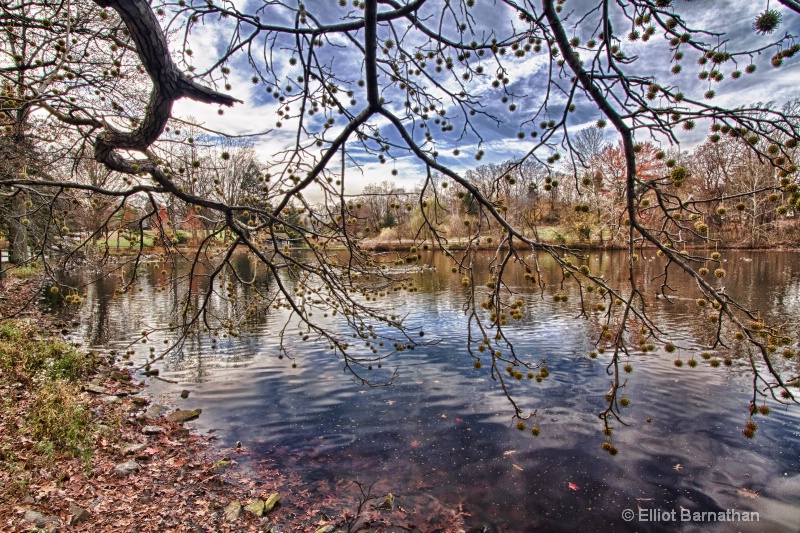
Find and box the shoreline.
[0,275,315,531]
[0,274,461,531]
[39,241,800,257]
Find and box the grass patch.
[28,379,94,463]
[0,322,97,384]
[0,321,99,472]
[95,232,158,249]
[5,263,41,279]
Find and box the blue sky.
[170,0,800,199]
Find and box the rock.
[223,500,241,522]
[141,425,164,435]
[372,493,394,511]
[244,499,265,517]
[100,395,119,404]
[211,458,232,472]
[180,389,190,399]
[121,443,147,456]
[111,371,131,381]
[113,460,139,476]
[84,383,110,394]
[145,404,167,418]
[165,408,202,423]
[264,492,281,513]
[23,510,59,528]
[131,396,148,406]
[142,369,159,377]
[69,502,91,525]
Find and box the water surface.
[61,250,800,532]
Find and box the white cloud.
[160,0,800,204]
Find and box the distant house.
[153,205,206,243]
[271,232,291,248]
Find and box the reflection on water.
[62,250,800,532]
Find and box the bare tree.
[2,0,800,448]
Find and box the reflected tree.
[1,0,800,448]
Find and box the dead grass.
[0,321,99,480]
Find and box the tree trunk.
[9,194,30,264]
[751,192,757,248]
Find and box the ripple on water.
[67,250,800,532]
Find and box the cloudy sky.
[170,0,800,199]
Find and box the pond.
[58,249,800,532]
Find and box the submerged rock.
[211,458,232,472]
[372,493,394,511]
[165,408,202,423]
[223,500,241,522]
[264,492,281,513]
[244,499,265,517]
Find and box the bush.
[173,230,192,244]
[376,227,399,242]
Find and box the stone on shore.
[165,408,202,423]
[23,510,60,528]
[83,383,110,394]
[145,404,167,418]
[69,503,91,525]
[113,460,140,476]
[121,443,147,456]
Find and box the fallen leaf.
[503,450,517,456]
[568,482,580,491]
[512,464,523,472]
[673,464,683,471]
[737,488,759,499]
[455,418,463,422]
